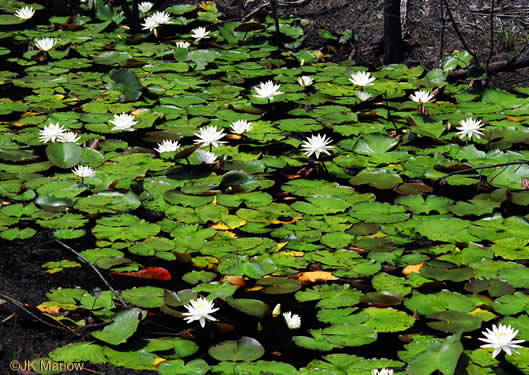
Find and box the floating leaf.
[361,307,415,332]
[108,68,142,101]
[208,336,265,362]
[256,277,302,295]
[91,309,144,345]
[121,287,164,308]
[427,311,482,333]
[46,143,82,168]
[111,267,172,281]
[407,332,463,375]
[226,298,270,318]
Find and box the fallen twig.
[52,236,129,307]
[434,161,529,184]
[0,292,73,332]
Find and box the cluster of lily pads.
[1,1,529,374]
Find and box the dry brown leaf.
[280,251,304,257]
[37,303,68,314]
[211,219,247,230]
[271,216,302,225]
[298,271,339,283]
[153,358,167,367]
[402,262,424,275]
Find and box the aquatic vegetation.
[0,1,529,374]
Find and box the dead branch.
[434,161,529,184]
[0,292,74,333]
[442,0,480,66]
[52,236,129,307]
[447,55,529,80]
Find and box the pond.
[0,1,529,374]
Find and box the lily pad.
[208,336,265,362]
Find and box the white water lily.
[355,91,373,102]
[110,113,137,131]
[272,304,281,318]
[193,126,226,148]
[182,297,219,328]
[254,80,283,101]
[35,38,57,52]
[142,16,159,32]
[155,140,181,153]
[410,90,435,104]
[175,41,190,48]
[349,71,376,86]
[58,131,81,144]
[72,165,96,178]
[297,76,313,88]
[283,311,301,330]
[372,369,393,375]
[138,1,153,13]
[456,117,484,139]
[39,123,66,143]
[301,134,334,159]
[191,27,211,41]
[15,6,35,20]
[479,324,525,358]
[230,120,253,134]
[195,149,217,164]
[151,11,171,25]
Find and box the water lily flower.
[142,16,159,32]
[297,76,313,88]
[39,123,66,143]
[272,304,281,318]
[15,6,35,20]
[151,11,171,25]
[349,71,376,86]
[110,113,137,131]
[155,140,181,153]
[195,149,217,164]
[254,80,283,101]
[479,323,525,358]
[301,134,334,159]
[193,126,226,148]
[191,27,211,42]
[58,131,81,144]
[138,1,153,13]
[283,311,301,330]
[230,120,253,134]
[175,41,190,48]
[410,90,435,104]
[35,38,57,52]
[456,117,484,139]
[182,297,219,328]
[355,91,373,102]
[72,165,96,178]
[372,369,393,375]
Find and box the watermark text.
[10,359,84,372]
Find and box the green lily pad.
[46,143,82,169]
[208,336,265,362]
[226,298,270,318]
[256,277,302,295]
[91,308,144,345]
[121,287,164,308]
[407,332,463,375]
[361,307,415,332]
[427,311,482,333]
[349,168,403,190]
[108,68,142,101]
